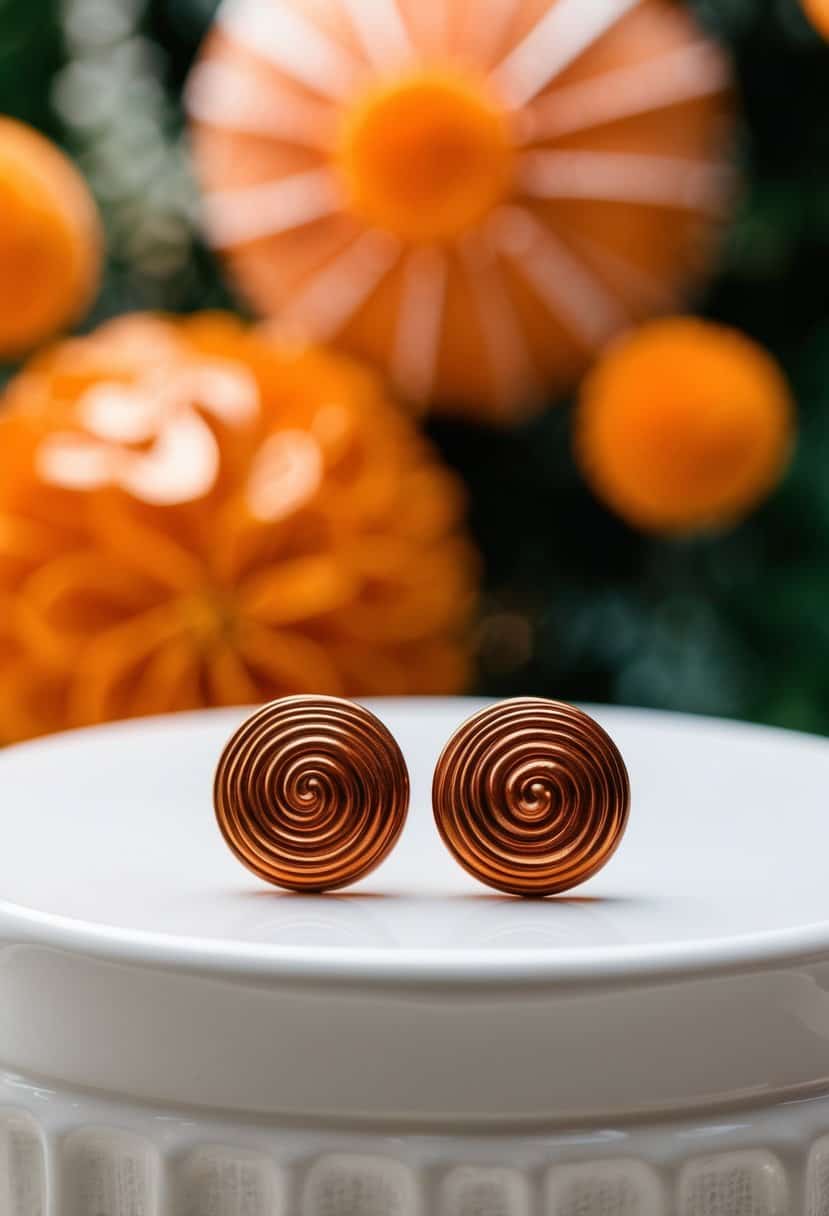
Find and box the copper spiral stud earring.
[214,696,409,892]
[433,698,630,897]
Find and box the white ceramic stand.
[2,699,829,1215]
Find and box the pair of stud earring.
[213,695,630,898]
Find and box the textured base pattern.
[545,1158,664,1216]
[64,1129,157,1216]
[808,1138,829,1216]
[302,1156,418,1216]
[0,1113,43,1216]
[441,1167,530,1216]
[678,1152,789,1216]
[2,1099,829,1215]
[176,1146,283,1216]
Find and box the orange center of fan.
[336,71,514,242]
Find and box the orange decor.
[575,318,794,533]
[187,0,735,422]
[433,698,630,897]
[801,0,829,38]
[214,696,410,891]
[0,118,101,359]
[0,313,478,743]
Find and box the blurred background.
[1,0,828,737]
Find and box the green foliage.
[442,0,829,733]
[2,0,829,730]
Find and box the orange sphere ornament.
[0,118,101,359]
[801,0,829,39]
[575,318,795,533]
[0,313,478,743]
[187,0,734,422]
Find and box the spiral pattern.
[214,696,409,892]
[433,699,630,897]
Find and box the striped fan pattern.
[188,0,734,421]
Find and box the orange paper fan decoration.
[0,118,102,359]
[0,313,478,743]
[188,0,734,421]
[575,317,794,533]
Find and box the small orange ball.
[576,318,794,534]
[0,118,102,359]
[802,0,829,38]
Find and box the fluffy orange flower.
[0,118,102,359]
[575,318,794,533]
[0,313,478,742]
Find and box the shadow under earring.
[214,695,410,892]
[433,698,630,897]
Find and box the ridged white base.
[4,1071,829,1215]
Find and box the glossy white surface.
[2,701,829,1132]
[1,699,828,984]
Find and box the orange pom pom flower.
[0,314,478,742]
[0,118,102,359]
[187,0,734,421]
[575,318,794,534]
